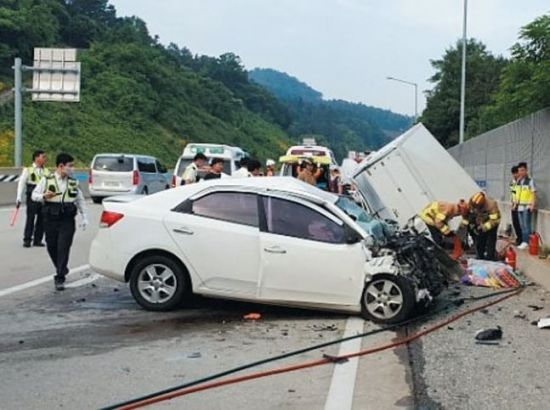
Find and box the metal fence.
[448,108,550,210]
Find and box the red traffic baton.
[9,206,20,227]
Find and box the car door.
[163,191,261,297]
[258,195,365,306]
[154,159,168,191]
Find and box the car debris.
[513,310,527,319]
[475,326,503,341]
[527,305,543,311]
[187,352,202,359]
[243,313,261,320]
[537,318,550,329]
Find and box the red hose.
[118,287,523,410]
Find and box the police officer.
[16,150,50,247]
[32,153,88,290]
[181,153,207,185]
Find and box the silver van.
[89,154,169,204]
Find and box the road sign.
[31,48,80,102]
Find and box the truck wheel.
[361,274,416,324]
[129,254,189,311]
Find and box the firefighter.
[32,153,88,290]
[419,199,469,260]
[16,150,50,247]
[462,192,501,260]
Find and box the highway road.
[1,202,550,409]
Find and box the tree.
[419,39,507,147]
[474,14,550,133]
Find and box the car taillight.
[171,174,176,188]
[100,211,124,228]
[132,170,139,185]
[88,168,93,184]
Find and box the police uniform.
[181,162,199,184]
[516,176,536,245]
[32,172,88,287]
[509,178,522,245]
[16,163,51,246]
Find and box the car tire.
[91,196,103,204]
[361,274,416,324]
[142,186,149,195]
[129,254,189,311]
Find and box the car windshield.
[93,156,133,172]
[335,197,388,244]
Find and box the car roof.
[120,177,338,211]
[93,153,156,160]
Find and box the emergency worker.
[509,166,522,245]
[515,162,536,249]
[462,192,500,260]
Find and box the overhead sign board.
[31,48,80,102]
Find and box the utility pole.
[459,0,468,144]
[13,58,23,168]
[386,76,418,121]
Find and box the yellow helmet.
[470,192,486,208]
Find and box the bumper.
[89,186,138,197]
[89,232,126,282]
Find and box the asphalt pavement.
[1,202,550,409]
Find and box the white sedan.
[90,177,447,323]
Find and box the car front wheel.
[129,255,188,311]
[361,274,415,324]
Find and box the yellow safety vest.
[419,202,451,235]
[26,166,51,185]
[509,180,519,203]
[44,175,79,204]
[517,177,534,205]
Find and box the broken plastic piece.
[475,326,502,341]
[244,313,261,320]
[537,318,550,329]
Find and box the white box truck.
[353,123,480,226]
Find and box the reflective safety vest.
[509,180,519,203]
[26,166,51,185]
[517,177,535,206]
[462,198,501,232]
[419,201,453,235]
[44,175,79,204]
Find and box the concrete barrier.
[0,168,90,206]
[498,201,550,246]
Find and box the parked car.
[90,177,449,323]
[172,143,246,187]
[89,154,170,204]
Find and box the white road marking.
[64,273,100,288]
[0,264,90,297]
[324,317,365,410]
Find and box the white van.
[171,143,246,187]
[89,154,170,203]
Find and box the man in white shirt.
[181,153,207,185]
[16,150,50,247]
[232,157,250,178]
[32,153,88,290]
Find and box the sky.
[110,0,549,117]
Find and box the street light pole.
[13,58,23,168]
[386,76,418,121]
[459,0,468,144]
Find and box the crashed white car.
[90,177,448,323]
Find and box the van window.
[138,158,156,173]
[93,156,133,172]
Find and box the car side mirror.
[344,224,361,244]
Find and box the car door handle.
[173,227,194,235]
[264,246,286,254]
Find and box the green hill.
[0,1,290,167]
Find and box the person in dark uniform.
[32,153,88,290]
[203,158,224,180]
[16,150,50,247]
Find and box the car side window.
[155,160,167,173]
[262,197,345,244]
[191,192,258,227]
[138,158,156,173]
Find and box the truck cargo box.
[353,123,480,226]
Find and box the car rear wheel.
[129,255,189,311]
[361,274,415,324]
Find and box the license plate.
[104,181,119,187]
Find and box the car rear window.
[93,156,133,172]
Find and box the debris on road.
[513,310,526,319]
[475,326,503,341]
[243,313,261,320]
[475,340,501,346]
[527,305,543,311]
[311,324,338,332]
[187,352,202,359]
[537,318,550,329]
